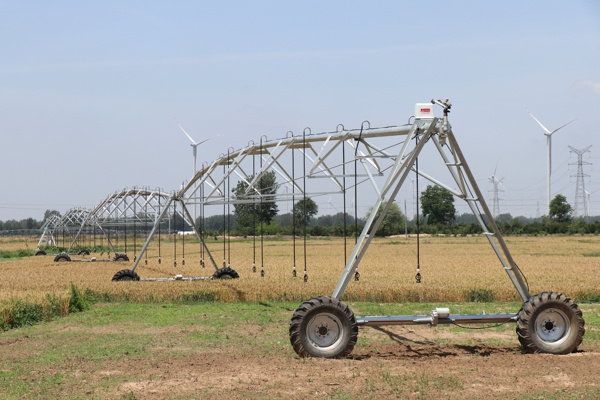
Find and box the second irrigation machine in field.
[287,99,584,358]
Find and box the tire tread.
[289,295,358,358]
[516,291,584,354]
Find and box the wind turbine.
[487,160,506,219]
[281,183,292,213]
[175,119,222,224]
[175,119,222,177]
[526,109,578,215]
[326,196,338,215]
[585,190,591,218]
[408,177,416,221]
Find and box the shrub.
[2,301,43,329]
[465,288,496,302]
[69,283,91,313]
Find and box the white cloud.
[576,81,600,96]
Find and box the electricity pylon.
[568,145,592,218]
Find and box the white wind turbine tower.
[327,196,338,216]
[585,190,591,218]
[526,109,578,215]
[175,119,222,222]
[282,183,292,213]
[408,177,416,221]
[488,172,505,219]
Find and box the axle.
[356,307,517,327]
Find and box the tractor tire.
[516,291,585,354]
[54,253,71,262]
[78,249,90,255]
[113,253,130,262]
[289,296,358,358]
[212,267,239,280]
[111,269,140,282]
[35,250,47,256]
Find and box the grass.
[1,300,598,399]
[582,252,600,257]
[0,249,34,261]
[0,301,295,398]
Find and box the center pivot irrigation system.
[287,100,584,358]
[61,187,237,280]
[110,99,583,357]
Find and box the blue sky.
[1,1,599,221]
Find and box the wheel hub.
[535,309,569,343]
[542,318,556,333]
[316,324,330,338]
[306,313,342,348]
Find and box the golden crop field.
[1,234,599,305]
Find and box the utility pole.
[568,145,592,218]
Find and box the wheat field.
[1,234,599,304]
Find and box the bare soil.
[4,323,599,399]
[103,332,600,399]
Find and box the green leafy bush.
[465,288,496,302]
[69,283,91,313]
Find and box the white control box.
[415,103,434,119]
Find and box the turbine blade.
[499,178,506,191]
[526,108,551,134]
[196,134,224,146]
[549,118,579,135]
[493,157,500,177]
[174,119,197,144]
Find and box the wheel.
[111,269,140,281]
[212,267,239,279]
[516,291,585,354]
[78,249,90,255]
[113,253,130,262]
[35,250,47,256]
[54,253,71,262]
[289,296,358,358]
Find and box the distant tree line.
[3,187,600,238]
[0,210,60,232]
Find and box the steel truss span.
[68,186,221,269]
[62,187,172,256]
[177,101,529,302]
[37,207,92,250]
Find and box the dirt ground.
[5,323,599,399]
[107,331,600,399]
[110,347,600,399]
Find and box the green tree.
[293,197,318,228]
[366,201,404,237]
[548,194,573,223]
[420,185,456,225]
[43,210,61,222]
[232,171,279,233]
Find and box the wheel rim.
[306,312,344,349]
[119,275,134,281]
[219,274,233,280]
[534,308,570,344]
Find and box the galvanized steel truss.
[154,104,530,300]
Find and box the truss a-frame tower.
[287,99,584,358]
